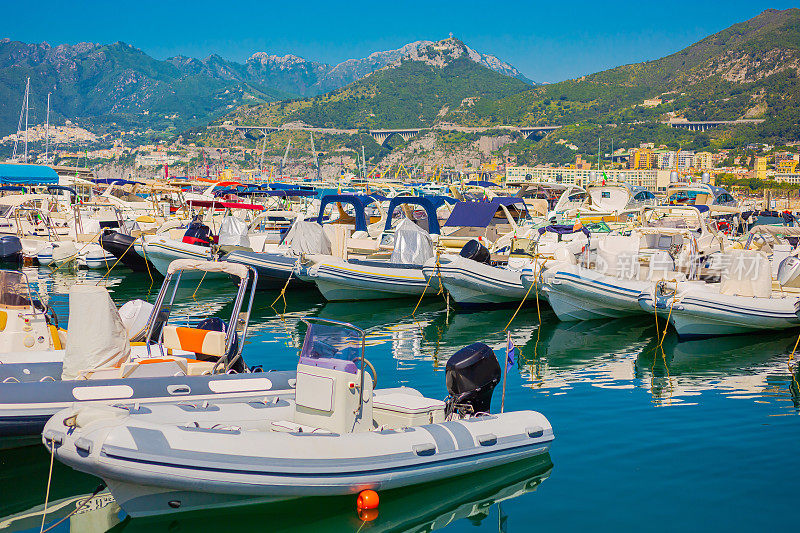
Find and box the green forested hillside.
[458,8,800,142]
[231,46,531,129]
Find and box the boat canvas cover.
[62,285,131,380]
[283,219,332,255]
[390,218,434,265]
[444,198,528,228]
[0,164,58,185]
[218,216,250,248]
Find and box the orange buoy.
[357,489,379,510]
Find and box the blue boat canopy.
[383,196,441,234]
[46,185,78,196]
[316,195,377,232]
[92,178,143,186]
[0,164,58,185]
[464,180,501,188]
[444,198,529,228]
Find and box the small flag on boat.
[506,336,515,373]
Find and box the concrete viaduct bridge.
[666,119,765,132]
[224,124,563,145]
[369,125,562,145]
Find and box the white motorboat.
[638,249,800,337]
[43,318,553,517]
[303,198,443,301]
[536,206,728,321]
[0,260,295,439]
[426,223,590,307]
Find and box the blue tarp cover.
[384,196,441,234]
[0,164,58,185]
[92,178,143,186]
[316,195,377,232]
[465,180,501,188]
[444,198,529,228]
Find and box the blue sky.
[1,1,796,83]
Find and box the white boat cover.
[166,259,249,279]
[596,235,639,279]
[119,299,154,342]
[284,219,332,256]
[391,218,434,265]
[218,216,250,248]
[62,285,131,380]
[719,249,771,297]
[52,242,78,262]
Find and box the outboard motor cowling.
[0,236,22,262]
[459,239,491,265]
[445,342,501,416]
[777,256,800,288]
[183,221,212,247]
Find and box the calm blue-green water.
[1,266,799,532]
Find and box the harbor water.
[1,266,798,532]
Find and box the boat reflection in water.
[507,316,799,409]
[0,445,121,532]
[638,329,800,407]
[517,317,653,390]
[118,455,552,532]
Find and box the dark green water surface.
[1,266,798,532]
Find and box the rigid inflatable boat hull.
[0,363,295,438]
[423,256,530,307]
[43,404,552,517]
[310,259,438,301]
[537,265,649,321]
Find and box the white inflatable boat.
[1,260,295,439]
[639,250,800,337]
[43,319,554,517]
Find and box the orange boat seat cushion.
[162,325,226,358]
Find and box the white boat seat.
[270,420,333,434]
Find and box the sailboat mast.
[361,145,366,179]
[24,78,30,163]
[258,130,267,178]
[279,139,291,178]
[45,92,51,162]
[597,137,601,171]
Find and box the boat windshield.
[0,270,32,308]
[299,320,364,374]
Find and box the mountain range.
[0,37,530,136]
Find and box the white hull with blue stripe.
[638,284,800,338]
[137,236,217,279]
[537,263,650,321]
[304,256,439,301]
[43,396,552,517]
[423,255,539,307]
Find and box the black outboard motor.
[0,236,23,263]
[195,317,243,372]
[183,218,212,247]
[459,239,491,265]
[445,342,501,417]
